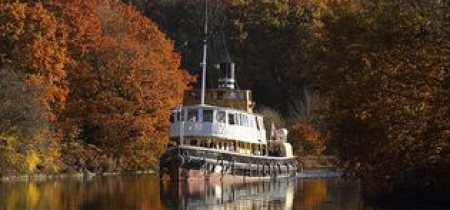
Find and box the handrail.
[172,145,296,161]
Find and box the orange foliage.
[0,0,192,173]
[0,2,69,122]
[55,0,193,169]
[290,122,325,155]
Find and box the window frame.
[202,109,214,122]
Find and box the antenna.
[200,0,209,105]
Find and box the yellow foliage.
[0,135,27,175]
[26,150,40,172]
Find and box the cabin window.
[229,113,236,125]
[170,113,175,123]
[200,141,207,147]
[259,118,264,130]
[255,117,260,130]
[227,91,238,99]
[203,109,213,122]
[190,140,198,146]
[249,116,254,128]
[216,111,226,123]
[187,109,198,121]
[241,114,246,126]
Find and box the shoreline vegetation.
[0,169,156,183]
[0,0,449,207]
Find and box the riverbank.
[0,169,156,182]
[298,155,340,170]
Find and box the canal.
[0,174,442,210]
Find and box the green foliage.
[312,0,450,199]
[229,0,325,112]
[133,0,327,112]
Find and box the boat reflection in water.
[160,178,297,210]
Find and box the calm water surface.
[0,174,442,210]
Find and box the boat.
[158,0,298,181]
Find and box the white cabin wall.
[170,106,268,144]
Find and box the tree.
[56,0,193,169]
[228,0,326,113]
[312,0,450,200]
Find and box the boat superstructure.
[159,0,298,181]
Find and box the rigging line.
[220,32,231,64]
[219,33,244,101]
[211,34,220,88]
[218,10,231,63]
[216,8,244,102]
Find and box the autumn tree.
[56,0,193,169]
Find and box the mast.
[200,0,209,105]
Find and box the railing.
[174,146,297,165]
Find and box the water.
[0,174,441,210]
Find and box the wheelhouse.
[170,104,268,155]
